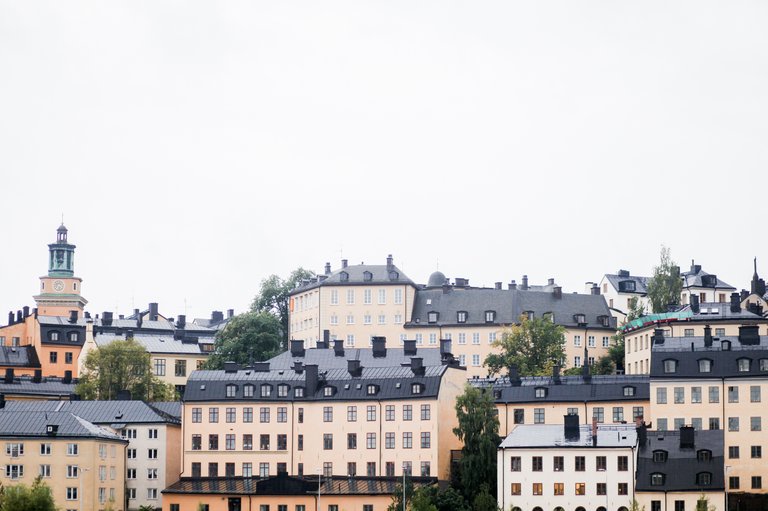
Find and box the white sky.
[2,1,767,321]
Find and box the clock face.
[53,280,65,292]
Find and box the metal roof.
[291,263,414,294]
[95,332,212,355]
[0,411,126,441]
[0,346,41,368]
[3,400,180,425]
[651,337,768,379]
[0,376,76,397]
[479,374,650,403]
[269,345,448,370]
[499,424,638,449]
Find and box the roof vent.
[46,424,59,436]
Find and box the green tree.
[471,484,498,511]
[484,315,566,376]
[251,268,315,342]
[696,494,716,511]
[626,296,646,322]
[0,477,57,511]
[646,246,682,313]
[76,339,175,401]
[453,385,500,502]
[387,476,414,511]
[204,311,283,370]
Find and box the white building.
[497,418,638,511]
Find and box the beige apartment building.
[180,338,465,485]
[0,410,127,511]
[649,330,768,509]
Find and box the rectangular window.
[575,483,585,495]
[656,387,667,404]
[510,483,521,495]
[513,409,524,424]
[532,483,543,495]
[613,407,624,422]
[347,433,357,449]
[209,408,219,423]
[751,385,761,402]
[347,406,357,422]
[534,408,544,424]
[368,405,378,421]
[277,407,287,423]
[226,434,235,450]
[385,432,395,449]
[403,432,413,449]
[323,406,333,422]
[192,407,202,422]
[691,386,702,403]
[674,387,684,404]
[709,386,719,403]
[208,435,218,450]
[752,476,762,489]
[730,477,740,489]
[154,358,166,376]
[553,456,564,472]
[261,407,271,423]
[729,386,739,403]
[593,407,604,423]
[729,417,740,431]
[575,456,585,471]
[752,446,762,458]
[226,407,236,423]
[618,482,628,495]
[174,359,186,377]
[323,434,333,450]
[752,417,762,431]
[596,456,606,471]
[367,432,376,449]
[191,435,201,450]
[261,434,271,450]
[243,434,253,450]
[403,405,412,421]
[421,404,431,420]
[618,456,628,471]
[709,417,720,430]
[597,483,607,495]
[532,456,543,471]
[420,432,431,448]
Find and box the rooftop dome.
[427,270,447,287]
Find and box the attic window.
[260,384,272,397]
[618,280,636,292]
[760,359,768,371]
[411,383,424,395]
[363,271,372,282]
[525,311,534,320]
[534,387,547,398]
[573,314,586,325]
[543,312,554,323]
[598,315,610,327]
[650,473,665,486]
[737,358,751,372]
[366,384,379,396]
[244,384,254,397]
[663,359,677,374]
[698,359,712,373]
[226,384,237,398]
[485,311,496,323]
[457,311,468,323]
[199,384,206,391]
[49,331,60,341]
[652,450,667,463]
[427,312,439,324]
[697,449,712,462]
[294,387,305,398]
[277,384,289,397]
[623,386,635,397]
[389,271,399,281]
[696,472,712,486]
[340,271,349,282]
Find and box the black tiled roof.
[604,273,650,295]
[149,401,182,420]
[163,474,437,496]
[682,266,735,290]
[269,346,447,370]
[636,429,724,492]
[408,288,615,330]
[477,375,649,403]
[291,263,414,294]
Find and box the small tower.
[34,224,88,316]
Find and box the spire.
[48,224,76,277]
[581,346,591,381]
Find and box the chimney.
[553,286,562,299]
[102,311,113,326]
[371,337,386,357]
[177,315,186,329]
[333,340,344,357]
[324,262,331,275]
[592,417,598,446]
[223,362,239,373]
[548,278,555,285]
[133,308,140,318]
[508,280,517,290]
[386,254,393,270]
[690,294,700,314]
[552,364,561,384]
[730,293,741,313]
[254,362,270,372]
[16,310,22,323]
[679,425,695,449]
[316,339,329,349]
[691,261,701,274]
[403,340,417,356]
[442,282,451,294]
[652,329,665,345]
[495,282,502,290]
[125,329,134,340]
[7,311,14,325]
[117,390,132,401]
[323,330,330,345]
[439,339,452,357]
[4,369,14,384]
[293,360,304,374]
[618,269,630,278]
[564,414,580,441]
[227,309,234,319]
[33,369,42,383]
[290,340,306,357]
[703,325,713,347]
[581,347,591,382]
[0,394,4,409]
[521,275,529,290]
[341,259,348,269]
[636,419,648,447]
[136,313,143,329]
[508,364,521,386]
[63,370,72,384]
[455,277,467,287]
[591,284,600,295]
[738,325,760,345]
[305,364,319,396]
[211,311,224,323]
[148,303,159,321]
[22,306,29,318]
[410,357,425,376]
[347,359,362,377]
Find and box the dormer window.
[543,312,554,323]
[573,314,586,325]
[68,332,79,342]
[697,449,712,462]
[49,331,60,342]
[366,384,379,396]
[737,358,751,372]
[760,359,768,371]
[427,312,439,324]
[339,271,349,282]
[618,280,636,292]
[323,386,336,397]
[260,384,272,397]
[485,311,496,323]
[534,387,547,398]
[243,384,254,397]
[598,315,610,327]
[650,473,666,486]
[226,384,237,398]
[411,383,424,395]
[389,271,399,281]
[363,271,372,282]
[698,359,712,373]
[623,386,636,397]
[294,387,305,398]
[278,384,289,397]
[457,311,468,324]
[525,311,534,320]
[663,359,678,374]
[696,472,712,485]
[652,450,668,463]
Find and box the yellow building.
[0,409,127,511]
[180,338,466,485]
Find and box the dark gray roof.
[604,273,650,295]
[0,375,76,398]
[636,429,724,492]
[149,401,182,420]
[37,315,88,327]
[407,288,615,330]
[269,345,448,370]
[182,364,453,403]
[682,266,735,290]
[291,263,414,294]
[0,411,126,441]
[651,337,768,379]
[479,375,649,404]
[684,302,762,321]
[163,474,437,496]
[3,400,180,425]
[94,317,217,335]
[0,346,41,368]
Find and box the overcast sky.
[2,1,767,321]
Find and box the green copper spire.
[48,223,76,277]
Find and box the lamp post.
[402,463,408,511]
[317,467,322,511]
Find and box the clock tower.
[34,224,88,316]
